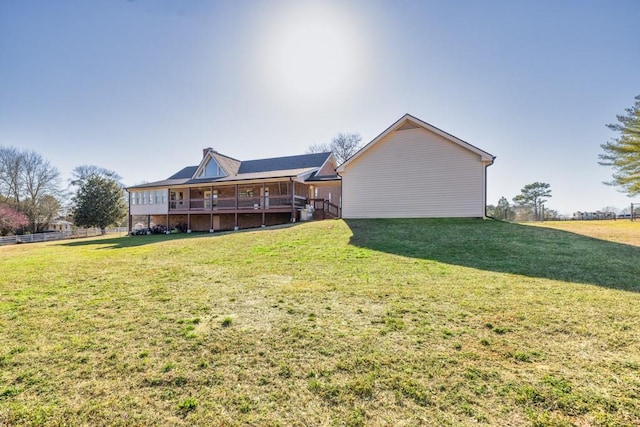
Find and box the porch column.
[234,184,239,230]
[291,180,295,222]
[262,182,266,227]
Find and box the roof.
[126,152,335,190]
[337,114,495,172]
[168,166,198,179]
[238,152,331,174]
[217,167,318,182]
[192,150,241,178]
[306,173,341,182]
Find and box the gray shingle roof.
[126,152,335,190]
[168,166,198,179]
[238,152,331,174]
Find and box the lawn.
[1,219,639,426]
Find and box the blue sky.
[1,0,639,214]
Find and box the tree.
[599,95,640,196]
[72,175,126,234]
[308,133,363,164]
[0,203,28,235]
[495,196,514,221]
[513,182,552,221]
[70,165,121,188]
[0,147,23,203]
[0,147,62,232]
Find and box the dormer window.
[197,157,225,178]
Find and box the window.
[198,158,225,178]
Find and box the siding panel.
[342,128,485,218]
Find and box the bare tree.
[0,147,62,232]
[307,142,332,154]
[307,133,363,164]
[0,147,23,203]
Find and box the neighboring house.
[48,219,73,233]
[337,114,495,219]
[126,149,341,232]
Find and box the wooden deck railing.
[171,195,307,211]
[309,198,341,218]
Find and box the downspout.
[484,157,498,220]
[336,171,343,219]
[127,190,132,234]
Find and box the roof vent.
[397,121,419,131]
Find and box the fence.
[0,227,128,246]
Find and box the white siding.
[342,127,486,218]
[130,189,169,215]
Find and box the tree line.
[2,92,636,233]
[490,94,640,222]
[0,147,126,236]
[487,182,554,221]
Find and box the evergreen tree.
[599,95,640,195]
[513,182,552,221]
[72,175,126,234]
[496,196,513,220]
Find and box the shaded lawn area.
[345,218,640,291]
[1,219,639,426]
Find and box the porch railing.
[171,195,307,211]
[310,198,341,218]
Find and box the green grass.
[1,218,640,426]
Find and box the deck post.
[234,184,239,230]
[262,182,266,227]
[291,180,295,222]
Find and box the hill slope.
[1,219,639,426]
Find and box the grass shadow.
[59,223,302,249]
[60,232,224,249]
[345,218,640,292]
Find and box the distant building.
[572,211,616,220]
[48,219,73,232]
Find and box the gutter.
[336,171,343,219]
[484,156,499,220]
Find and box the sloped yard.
[1,219,639,426]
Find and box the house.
[125,149,341,232]
[126,114,495,232]
[337,114,495,218]
[48,218,73,233]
